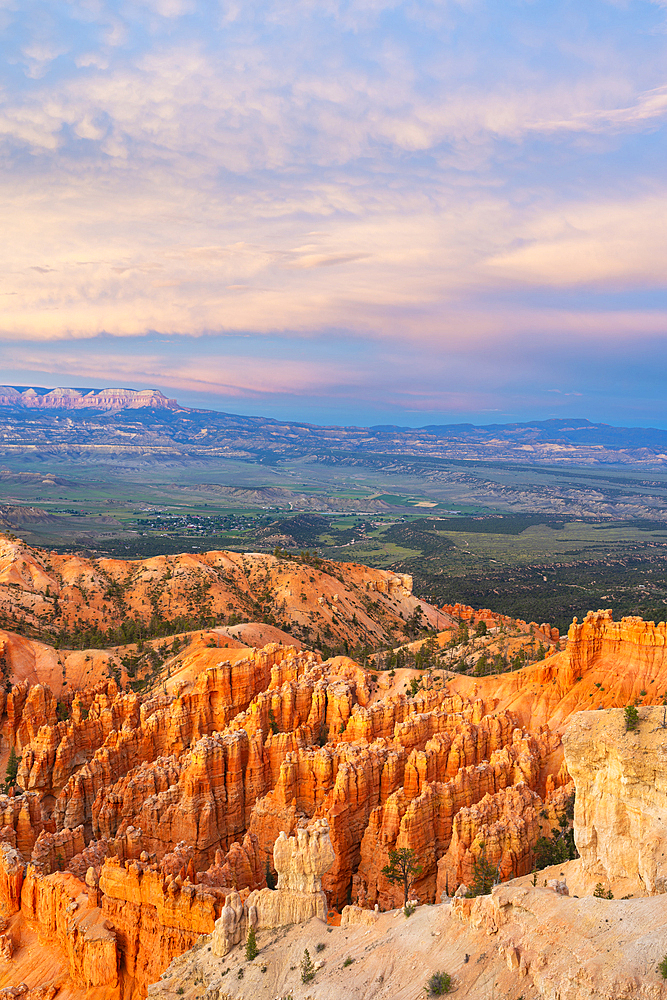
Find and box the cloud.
[2,173,667,348]
[20,40,69,79]
[483,195,667,288]
[0,342,365,398]
[528,84,667,134]
[139,0,196,16]
[0,0,665,425]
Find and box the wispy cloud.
[528,84,667,134]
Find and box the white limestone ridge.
[0,386,180,410]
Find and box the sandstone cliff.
[563,704,667,896]
[0,635,567,995]
[0,600,664,998]
[445,608,667,731]
[148,689,667,1000]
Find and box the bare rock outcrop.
[563,705,667,895]
[436,782,548,895]
[0,843,24,916]
[212,817,334,957]
[20,865,119,988]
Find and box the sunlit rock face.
[211,817,335,957]
[0,535,436,653]
[564,704,667,895]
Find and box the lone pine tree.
[381,847,423,905]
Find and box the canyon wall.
[0,605,663,995]
[446,608,667,732]
[0,635,573,996]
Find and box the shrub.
[343,956,354,967]
[624,704,639,732]
[404,902,416,917]
[658,954,667,980]
[593,883,613,899]
[315,942,326,952]
[533,816,578,868]
[301,949,315,983]
[426,971,453,995]
[245,927,258,961]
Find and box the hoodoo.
[0,537,662,997]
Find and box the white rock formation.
[211,818,335,957]
[563,706,667,894]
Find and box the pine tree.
[381,847,423,905]
[624,704,639,732]
[265,858,276,890]
[5,745,18,790]
[466,843,498,897]
[245,926,258,961]
[301,948,315,983]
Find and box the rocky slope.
[149,882,667,1000]
[0,536,432,651]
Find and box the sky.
[1,0,667,428]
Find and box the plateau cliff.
[0,388,178,411]
[563,704,667,896]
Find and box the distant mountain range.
[372,418,667,451]
[0,387,665,466]
[0,386,178,410]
